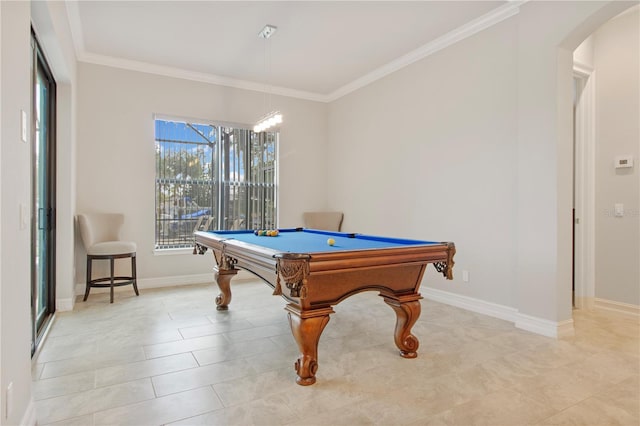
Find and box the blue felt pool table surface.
[206,228,439,254]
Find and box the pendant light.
[254,24,283,133]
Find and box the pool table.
[194,228,455,385]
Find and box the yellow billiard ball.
[327,238,335,246]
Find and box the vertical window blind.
[155,118,277,249]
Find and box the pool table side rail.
[205,228,440,247]
[196,234,281,288]
[194,230,455,285]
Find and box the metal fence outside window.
[155,118,277,249]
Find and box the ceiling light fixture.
[254,24,282,133]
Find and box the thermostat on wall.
[614,155,634,169]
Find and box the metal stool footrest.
[85,253,138,303]
[88,276,136,287]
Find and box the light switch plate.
[614,156,633,168]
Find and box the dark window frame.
[154,117,278,249]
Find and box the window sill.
[153,247,194,256]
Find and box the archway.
[514,0,636,338]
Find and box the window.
[155,118,277,249]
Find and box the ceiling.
[66,1,517,102]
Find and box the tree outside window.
[155,118,277,249]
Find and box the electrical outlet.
[462,270,469,282]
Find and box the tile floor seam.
[209,383,229,411]
[150,372,160,398]
[149,363,207,386]
[39,412,96,426]
[36,381,158,425]
[187,351,202,368]
[534,399,586,425]
[33,376,156,402]
[476,387,563,423]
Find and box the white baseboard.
[73,270,255,296]
[556,319,576,338]
[20,399,37,426]
[515,314,575,338]
[56,297,75,312]
[136,273,216,289]
[74,272,213,296]
[68,272,587,339]
[574,296,595,310]
[421,287,519,322]
[594,298,640,317]
[422,287,574,338]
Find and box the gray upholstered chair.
[303,211,344,232]
[77,213,138,303]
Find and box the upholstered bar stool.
[78,213,139,303]
[303,211,344,232]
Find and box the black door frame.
[31,29,57,355]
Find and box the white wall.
[329,17,519,307]
[0,2,34,423]
[573,35,594,67]
[593,8,640,305]
[327,1,633,335]
[75,63,327,285]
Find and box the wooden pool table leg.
[214,266,237,311]
[381,294,421,358]
[285,305,334,386]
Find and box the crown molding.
[65,1,85,56]
[77,51,328,103]
[325,1,526,102]
[66,1,525,104]
[611,3,639,21]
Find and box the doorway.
[31,31,56,355]
[572,65,595,311]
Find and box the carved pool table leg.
[285,305,334,386]
[381,294,422,358]
[214,266,237,311]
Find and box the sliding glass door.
[31,31,56,355]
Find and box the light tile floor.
[33,281,639,426]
